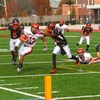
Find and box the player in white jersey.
[17,23,47,72]
[55,19,69,35]
[77,48,100,65]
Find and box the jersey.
[82,26,93,36]
[7,24,24,39]
[77,52,91,64]
[23,29,44,48]
[55,23,67,34]
[51,28,68,47]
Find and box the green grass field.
[0,30,100,100]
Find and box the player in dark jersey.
[0,18,24,65]
[44,22,80,74]
[76,22,93,52]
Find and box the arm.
[41,37,48,52]
[0,27,8,30]
[19,34,27,43]
[65,28,69,32]
[43,30,57,37]
[89,56,94,65]
[89,32,92,40]
[41,37,47,47]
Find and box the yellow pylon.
[44,76,52,100]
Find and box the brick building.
[62,0,100,23]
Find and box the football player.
[77,48,100,64]
[95,43,100,58]
[17,23,47,72]
[0,18,24,65]
[55,19,69,35]
[76,22,93,52]
[44,22,80,74]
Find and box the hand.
[26,39,31,43]
[43,46,48,52]
[67,29,69,32]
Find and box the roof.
[50,0,61,8]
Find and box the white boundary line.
[0,86,44,99]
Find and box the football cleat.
[76,42,79,48]
[17,63,23,72]
[50,69,56,74]
[95,44,100,52]
[76,61,80,66]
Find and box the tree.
[6,0,22,17]
[31,0,52,16]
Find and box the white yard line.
[0,83,21,86]
[0,86,44,99]
[35,91,58,95]
[53,94,100,100]
[15,87,38,90]
[0,72,100,79]
[0,61,66,65]
[0,80,4,82]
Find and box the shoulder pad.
[82,26,85,30]
[53,29,58,34]
[19,25,24,29]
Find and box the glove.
[43,46,48,52]
[67,29,69,32]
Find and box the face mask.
[59,23,63,27]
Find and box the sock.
[52,54,56,70]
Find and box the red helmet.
[77,48,84,54]
[47,22,55,30]
[59,19,64,24]
[86,22,91,28]
[31,23,39,29]
[12,18,20,29]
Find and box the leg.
[11,51,15,64]
[17,45,33,72]
[14,39,21,64]
[96,52,100,58]
[50,46,60,74]
[85,36,90,52]
[50,54,57,74]
[70,55,80,66]
[76,36,83,47]
[17,55,24,72]
[63,45,80,66]
[95,43,100,52]
[85,45,89,52]
[10,39,16,65]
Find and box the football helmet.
[59,19,64,24]
[31,23,39,29]
[86,22,91,28]
[31,23,39,34]
[47,22,55,30]
[59,19,64,26]
[77,48,84,54]
[12,18,20,29]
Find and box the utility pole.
[4,0,7,20]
